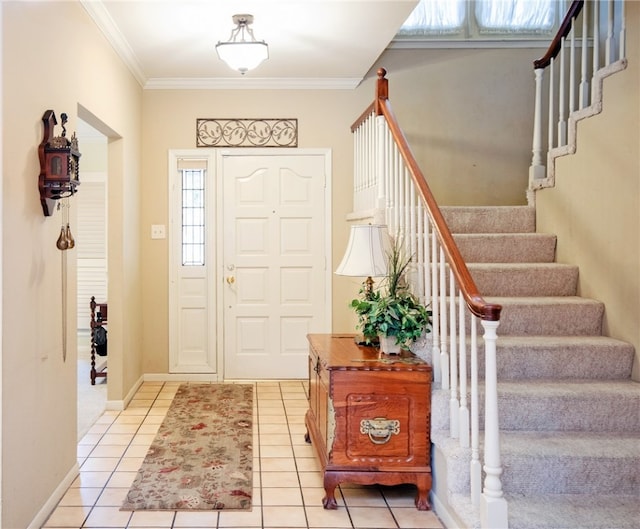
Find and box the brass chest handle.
[360,417,400,444]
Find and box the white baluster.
[431,229,441,385]
[439,247,449,395]
[458,291,469,448]
[548,58,555,150]
[619,0,626,60]
[579,1,590,109]
[569,17,576,115]
[606,0,615,65]
[558,37,567,146]
[529,67,545,185]
[470,316,481,506]
[449,273,459,439]
[480,319,508,529]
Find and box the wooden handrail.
[356,68,501,322]
[534,0,584,69]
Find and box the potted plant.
[349,237,431,354]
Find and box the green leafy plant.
[349,236,431,349]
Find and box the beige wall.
[536,3,640,379]
[2,2,143,527]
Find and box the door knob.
[226,276,235,284]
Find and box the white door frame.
[169,148,332,379]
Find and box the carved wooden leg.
[322,473,339,509]
[414,474,432,511]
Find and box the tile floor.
[43,380,444,529]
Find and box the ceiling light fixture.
[215,14,269,75]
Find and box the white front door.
[221,150,331,379]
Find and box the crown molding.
[80,0,147,87]
[143,77,362,90]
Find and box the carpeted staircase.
[431,205,640,529]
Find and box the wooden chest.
[305,333,432,510]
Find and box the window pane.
[475,0,555,32]
[398,0,466,35]
[181,168,205,266]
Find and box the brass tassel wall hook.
[65,223,75,249]
[56,225,69,250]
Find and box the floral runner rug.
[121,383,253,511]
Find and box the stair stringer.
[529,59,628,195]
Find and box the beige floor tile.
[261,487,303,506]
[84,505,132,527]
[301,486,344,508]
[77,444,94,458]
[348,506,398,528]
[260,445,294,458]
[218,507,263,527]
[98,433,135,446]
[262,506,307,527]
[89,444,128,458]
[294,457,321,472]
[95,487,130,506]
[260,434,292,445]
[80,457,120,472]
[298,471,324,488]
[42,505,92,527]
[57,487,102,506]
[391,507,444,528]
[261,457,298,472]
[131,433,157,445]
[124,444,152,457]
[380,484,420,507]
[128,509,176,527]
[340,486,385,507]
[305,505,353,528]
[293,444,315,458]
[72,471,112,488]
[116,456,145,471]
[261,471,300,488]
[111,414,144,425]
[173,510,219,527]
[106,423,141,434]
[260,415,288,425]
[106,470,138,488]
[79,433,103,446]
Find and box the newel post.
[374,68,389,115]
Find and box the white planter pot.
[378,334,402,355]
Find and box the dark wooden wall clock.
[38,109,81,216]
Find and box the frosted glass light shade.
[335,224,389,278]
[216,41,269,75]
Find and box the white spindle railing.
[528,0,627,199]
[351,69,506,528]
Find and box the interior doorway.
[76,118,108,439]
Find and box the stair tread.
[496,378,639,392]
[449,492,640,529]
[499,430,640,457]
[494,334,633,347]
[505,493,640,529]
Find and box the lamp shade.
[335,224,389,277]
[216,41,269,74]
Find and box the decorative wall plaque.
[196,118,297,148]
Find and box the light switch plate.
[151,224,166,239]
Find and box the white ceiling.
[81,0,419,90]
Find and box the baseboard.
[431,490,467,529]
[28,462,79,529]
[105,374,144,411]
[143,373,221,382]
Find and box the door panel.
[222,151,330,379]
